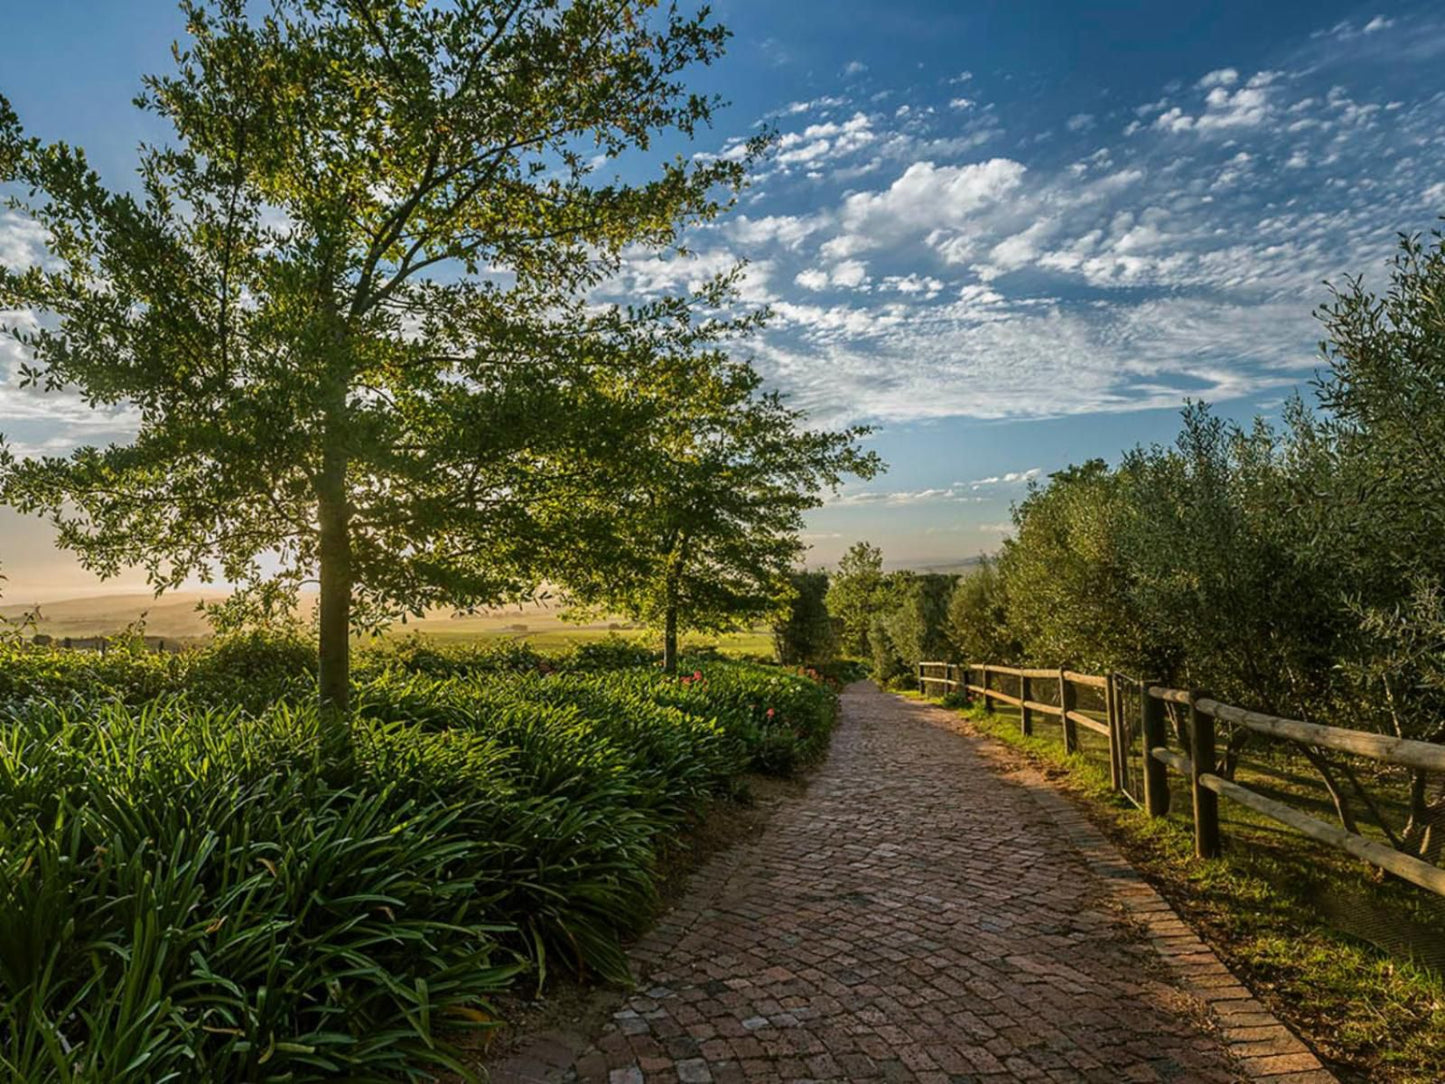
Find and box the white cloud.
[968,469,1041,487]
[618,27,1445,431]
[1197,68,1239,89]
[831,259,870,288]
[612,248,773,303]
[832,159,1027,256]
[1364,16,1394,33]
[1066,113,1096,132]
[843,60,868,76]
[728,214,822,249]
[774,112,876,168]
[879,274,944,298]
[830,486,978,506]
[0,213,49,271]
[773,96,849,117]
[1153,69,1278,133]
[793,259,871,291]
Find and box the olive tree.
[1304,230,1445,858]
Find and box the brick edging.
[998,744,1337,1083]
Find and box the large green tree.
[562,357,879,672]
[0,0,763,709]
[826,540,885,657]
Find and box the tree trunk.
[1301,746,1359,835]
[663,603,678,675]
[1403,770,1445,863]
[317,444,351,714]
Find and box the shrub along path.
[493,683,1334,1083]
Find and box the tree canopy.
[0,0,765,709]
[559,353,880,671]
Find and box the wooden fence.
[917,661,1445,898]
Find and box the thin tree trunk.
[1300,746,1359,835]
[317,442,351,714]
[1403,770,1445,863]
[663,602,678,675]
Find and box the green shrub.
[0,648,840,1080]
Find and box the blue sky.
[3,1,1445,593]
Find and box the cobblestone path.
[493,683,1333,1084]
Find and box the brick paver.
[492,683,1333,1083]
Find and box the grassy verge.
[909,692,1445,1084]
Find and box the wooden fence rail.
[917,660,1445,899]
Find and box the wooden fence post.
[1104,672,1120,790]
[1059,667,1077,754]
[1020,672,1033,735]
[982,666,994,714]
[1141,683,1170,817]
[1189,692,1221,858]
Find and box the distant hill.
[0,590,629,643]
[0,591,226,641]
[907,556,986,576]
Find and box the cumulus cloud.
[794,259,871,291]
[599,29,1445,428]
[829,158,1027,257]
[774,112,877,168]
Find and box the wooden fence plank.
[1198,699,1445,775]
[1066,711,1110,736]
[1200,774,1445,896]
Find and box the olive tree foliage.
[0,0,765,710]
[1300,230,1445,859]
[1114,405,1340,714]
[994,461,1142,676]
[881,573,955,670]
[825,540,885,657]
[945,557,1018,665]
[559,359,880,672]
